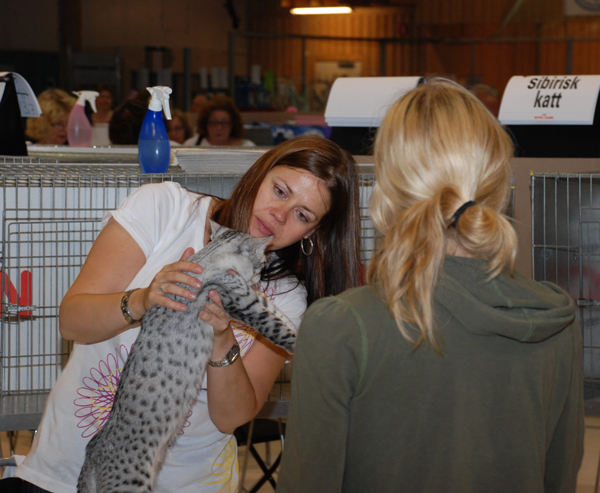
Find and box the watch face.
[227,343,241,364]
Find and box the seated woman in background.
[188,92,209,135]
[167,108,193,145]
[89,85,116,146]
[91,85,115,125]
[185,95,255,147]
[25,88,76,145]
[278,78,584,493]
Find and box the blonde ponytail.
[451,202,517,279]
[368,78,517,352]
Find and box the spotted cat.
[77,221,297,493]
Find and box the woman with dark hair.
[108,90,151,145]
[11,136,361,493]
[91,84,115,125]
[185,95,255,147]
[213,135,360,303]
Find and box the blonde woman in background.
[26,89,76,145]
[278,79,583,493]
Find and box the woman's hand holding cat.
[136,247,204,318]
[199,290,234,335]
[200,290,240,366]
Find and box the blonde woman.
[26,89,76,145]
[278,79,583,493]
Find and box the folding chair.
[235,363,291,492]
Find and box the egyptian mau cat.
[77,221,297,493]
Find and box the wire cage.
[0,160,376,430]
[531,172,600,416]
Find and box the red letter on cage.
[1,270,32,317]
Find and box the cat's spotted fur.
[77,221,297,493]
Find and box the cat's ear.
[209,220,226,240]
[249,235,272,256]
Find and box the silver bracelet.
[208,343,241,367]
[120,288,140,324]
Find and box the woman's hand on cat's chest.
[141,247,205,317]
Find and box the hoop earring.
[301,237,314,256]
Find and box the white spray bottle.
[138,86,172,173]
[67,91,99,147]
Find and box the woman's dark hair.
[213,136,362,304]
[197,95,244,140]
[109,90,151,145]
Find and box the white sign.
[564,0,600,16]
[498,75,600,125]
[0,72,42,118]
[325,76,423,127]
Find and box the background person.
[277,79,583,493]
[9,136,361,493]
[185,95,254,147]
[89,84,115,146]
[90,84,115,125]
[108,89,150,145]
[469,83,501,118]
[25,88,76,145]
[188,91,209,137]
[167,108,193,145]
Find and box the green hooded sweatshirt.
[278,256,584,493]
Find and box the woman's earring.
[301,237,314,256]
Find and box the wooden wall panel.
[385,42,418,76]
[476,43,537,93]
[244,0,600,109]
[572,41,600,75]
[246,1,414,92]
[415,0,562,25]
[0,0,59,51]
[538,42,568,75]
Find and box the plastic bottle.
[67,91,98,147]
[139,86,172,174]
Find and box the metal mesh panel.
[0,166,377,398]
[359,173,376,265]
[532,173,600,416]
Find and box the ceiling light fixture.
[291,6,353,14]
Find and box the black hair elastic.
[451,200,477,228]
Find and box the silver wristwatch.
[208,343,241,367]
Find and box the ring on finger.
[160,282,168,294]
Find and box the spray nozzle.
[147,86,172,120]
[73,91,99,113]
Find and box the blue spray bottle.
[138,86,172,173]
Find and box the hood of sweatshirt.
[436,256,575,343]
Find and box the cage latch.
[3,304,37,313]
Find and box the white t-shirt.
[16,181,307,493]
